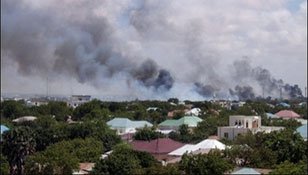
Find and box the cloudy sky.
[1,0,307,100]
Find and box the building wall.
[217,127,249,140]
[229,116,261,129]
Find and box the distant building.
[218,115,284,140]
[277,102,290,108]
[185,108,202,116]
[67,95,91,108]
[107,118,153,135]
[275,110,300,119]
[26,98,49,106]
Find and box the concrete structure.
[218,115,284,140]
[67,95,91,108]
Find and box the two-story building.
[218,115,284,140]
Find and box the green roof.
[159,116,202,127]
[107,118,152,129]
[158,119,180,127]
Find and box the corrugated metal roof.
[131,138,184,154]
[297,124,307,140]
[0,125,9,134]
[231,167,261,174]
[159,116,203,127]
[168,139,226,156]
[107,118,152,128]
[275,110,300,118]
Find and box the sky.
[1,0,307,100]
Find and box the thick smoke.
[229,85,255,101]
[1,0,305,100]
[194,83,219,98]
[231,59,303,99]
[132,59,174,90]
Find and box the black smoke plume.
[229,85,255,100]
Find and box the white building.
[67,95,91,108]
[218,115,284,140]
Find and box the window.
[246,121,248,128]
[235,120,238,125]
[224,132,229,138]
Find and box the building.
[296,124,307,141]
[130,138,184,161]
[12,116,37,123]
[185,108,202,116]
[265,113,279,119]
[67,95,91,108]
[72,163,95,175]
[229,167,272,175]
[107,118,153,135]
[275,110,300,119]
[217,115,284,140]
[0,125,9,135]
[168,139,226,157]
[158,116,203,131]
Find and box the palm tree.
[2,126,36,175]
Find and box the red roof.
[131,138,184,154]
[275,110,300,119]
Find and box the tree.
[91,143,157,175]
[91,144,141,175]
[269,161,307,175]
[133,127,164,141]
[25,138,102,175]
[2,126,36,175]
[0,154,9,175]
[1,100,28,119]
[180,150,233,175]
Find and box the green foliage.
[180,150,233,175]
[270,161,308,175]
[0,154,9,175]
[1,100,29,118]
[2,126,36,175]
[73,99,109,120]
[47,101,72,121]
[133,127,164,141]
[169,124,193,143]
[92,143,157,175]
[268,119,301,131]
[25,137,102,175]
[145,164,180,175]
[231,129,306,167]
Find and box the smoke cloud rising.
[1,0,306,100]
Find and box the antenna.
[46,77,49,98]
[280,87,282,100]
[262,86,264,99]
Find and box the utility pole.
[262,86,265,99]
[279,87,282,100]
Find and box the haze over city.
[1,0,307,100]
